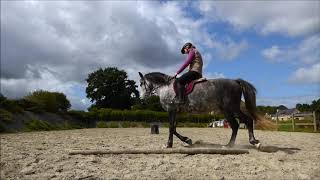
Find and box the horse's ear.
[138,72,144,79]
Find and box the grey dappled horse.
[138,72,260,148]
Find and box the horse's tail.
[236,79,257,119]
[236,79,276,130]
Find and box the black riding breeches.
[176,71,202,86]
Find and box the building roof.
[276,108,300,116]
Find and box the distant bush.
[24,90,71,113]
[132,95,164,112]
[76,108,217,125]
[121,121,131,128]
[0,123,8,133]
[16,99,44,113]
[0,109,14,123]
[0,99,24,113]
[25,118,55,131]
[67,110,90,126]
[108,122,119,128]
[59,121,85,130]
[96,121,108,128]
[182,122,208,128]
[140,122,150,128]
[67,110,86,120]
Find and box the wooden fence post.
[276,109,279,131]
[313,111,317,133]
[151,124,159,134]
[292,113,295,131]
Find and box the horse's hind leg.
[238,111,259,145]
[224,112,239,147]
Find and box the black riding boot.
[175,82,186,104]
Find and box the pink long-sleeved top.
[176,48,195,74]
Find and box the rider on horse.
[174,42,203,104]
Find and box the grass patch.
[108,122,119,128]
[25,118,56,131]
[121,121,131,128]
[277,123,318,133]
[96,121,119,128]
[96,121,152,128]
[0,123,6,133]
[58,121,85,130]
[24,118,84,132]
[140,122,150,128]
[177,122,209,128]
[96,121,109,128]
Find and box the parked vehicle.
[209,119,227,128]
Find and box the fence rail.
[276,111,319,132]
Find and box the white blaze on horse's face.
[139,79,147,99]
[139,72,153,99]
[139,78,152,99]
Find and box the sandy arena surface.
[1,128,320,180]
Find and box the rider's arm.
[176,49,195,75]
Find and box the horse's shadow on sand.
[185,140,301,154]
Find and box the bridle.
[141,80,161,96]
[140,75,176,97]
[141,77,176,96]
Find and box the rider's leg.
[175,71,201,104]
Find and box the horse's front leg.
[166,110,175,148]
[171,110,192,145]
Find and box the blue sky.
[1,1,319,110]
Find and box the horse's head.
[138,72,154,99]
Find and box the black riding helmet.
[181,42,193,54]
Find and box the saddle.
[174,77,207,96]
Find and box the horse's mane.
[144,72,172,85]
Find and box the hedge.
[67,108,222,124]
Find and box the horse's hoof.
[250,139,260,145]
[185,138,192,145]
[254,143,262,149]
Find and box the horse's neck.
[157,80,175,102]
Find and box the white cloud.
[1,1,249,110]
[262,35,320,64]
[297,35,320,65]
[0,64,89,110]
[203,36,248,61]
[204,72,225,79]
[197,1,320,37]
[262,35,320,84]
[289,63,320,84]
[257,95,319,108]
[4,1,315,110]
[262,46,282,61]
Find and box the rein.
[144,76,175,96]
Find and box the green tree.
[296,103,311,112]
[53,92,71,112]
[0,93,7,102]
[86,67,139,110]
[257,106,277,114]
[311,98,320,112]
[24,90,71,112]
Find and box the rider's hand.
[174,73,178,78]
